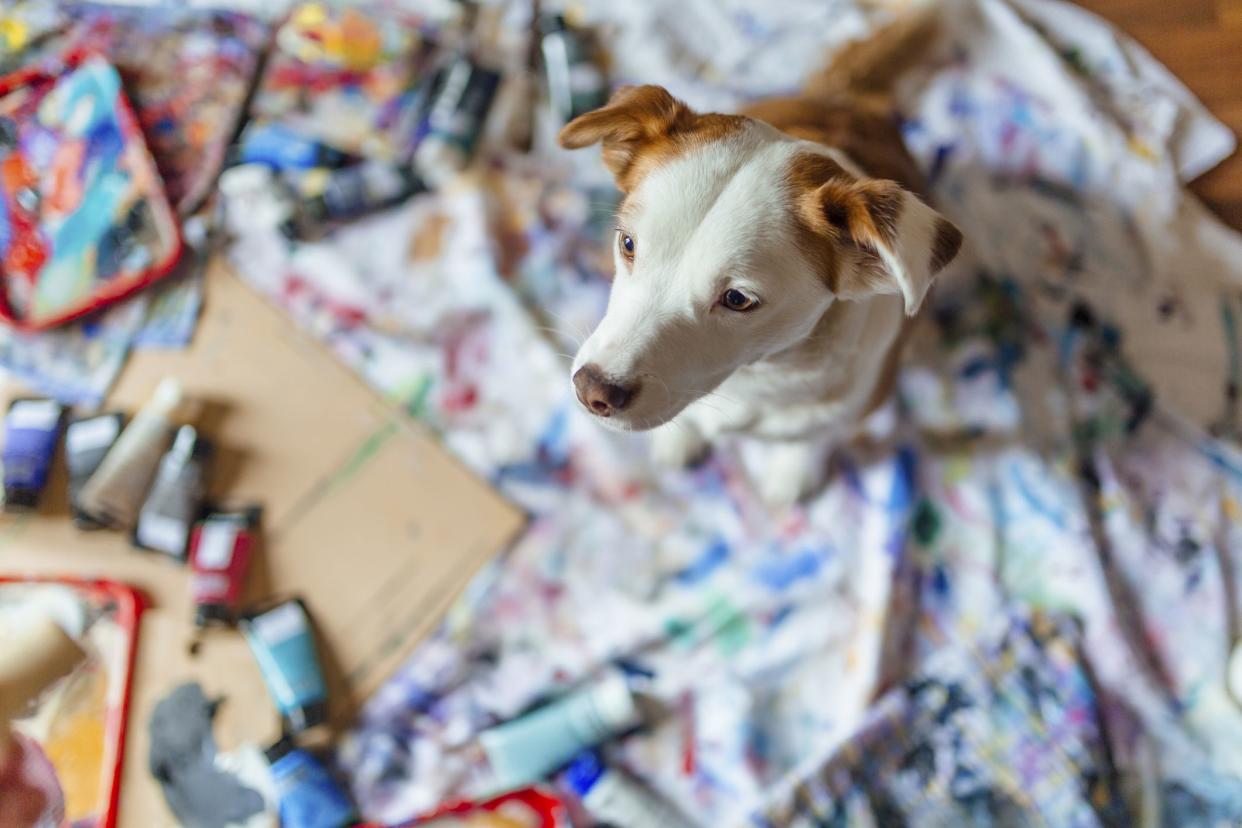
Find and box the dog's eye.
[618,231,635,261]
[721,288,758,312]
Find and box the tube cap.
[283,699,328,733]
[589,670,641,735]
[149,378,185,419]
[3,487,39,512]
[264,736,296,765]
[194,603,232,628]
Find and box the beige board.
[0,261,526,826]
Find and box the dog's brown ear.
[559,85,696,191]
[795,161,961,315]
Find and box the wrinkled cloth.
[219,0,1242,825]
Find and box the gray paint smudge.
[148,682,265,828]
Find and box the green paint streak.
[664,594,751,656]
[663,617,695,649]
[398,373,434,420]
[911,498,943,547]
[275,420,401,533]
[706,594,750,657]
[1223,295,1240,385]
[331,421,400,492]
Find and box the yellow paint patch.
[42,669,108,821]
[1127,134,1161,163]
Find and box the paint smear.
[148,683,266,828]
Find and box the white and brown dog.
[561,13,962,504]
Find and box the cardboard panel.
[0,262,526,825]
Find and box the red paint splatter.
[680,692,696,775]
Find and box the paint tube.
[265,738,356,828]
[413,56,501,188]
[133,425,212,559]
[238,122,347,171]
[565,750,697,828]
[65,413,125,529]
[288,160,426,237]
[476,669,641,792]
[189,507,260,626]
[78,378,185,529]
[242,598,329,733]
[539,14,608,126]
[2,398,64,511]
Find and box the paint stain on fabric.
[148,683,265,828]
[753,546,828,591]
[676,538,730,586]
[705,594,750,657]
[912,499,943,547]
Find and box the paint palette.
[0,51,182,330]
[64,4,269,215]
[0,577,142,828]
[250,2,433,162]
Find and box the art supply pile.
[6,0,1242,826]
[1,385,374,825]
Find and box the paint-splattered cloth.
[221,0,1242,825]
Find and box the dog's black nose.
[573,364,639,417]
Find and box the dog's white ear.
[559,85,696,191]
[814,178,962,316]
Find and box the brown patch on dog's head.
[559,85,746,192]
[785,151,962,315]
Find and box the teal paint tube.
[477,669,640,791]
[242,599,328,733]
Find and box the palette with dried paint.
[0,52,182,330]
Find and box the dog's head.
[562,85,961,430]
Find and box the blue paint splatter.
[888,446,919,515]
[676,538,731,586]
[1009,461,1068,529]
[753,546,829,591]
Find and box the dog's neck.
[735,292,905,403]
[771,293,901,367]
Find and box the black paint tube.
[2,398,64,512]
[288,161,426,237]
[413,55,502,187]
[133,425,212,560]
[65,412,126,529]
[540,14,608,125]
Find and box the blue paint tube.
[3,398,64,511]
[238,122,347,171]
[241,599,329,733]
[565,751,697,828]
[265,739,356,828]
[477,669,641,791]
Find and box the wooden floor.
[1077,0,1242,229]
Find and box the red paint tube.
[188,507,261,627]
